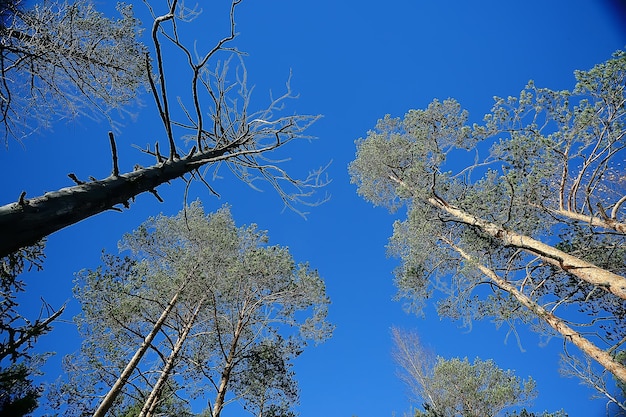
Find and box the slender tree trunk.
[444,237,626,383]
[390,175,626,300]
[93,282,187,417]
[139,297,205,417]
[391,327,438,410]
[212,317,245,417]
[0,140,242,258]
[536,205,626,234]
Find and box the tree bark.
[0,141,242,258]
[433,196,626,300]
[212,317,245,417]
[139,297,205,417]
[390,175,626,300]
[445,237,626,383]
[92,283,186,417]
[538,205,626,234]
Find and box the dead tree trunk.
[0,138,241,258]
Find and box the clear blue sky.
[2,1,626,416]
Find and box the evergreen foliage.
[393,327,537,417]
[49,203,332,417]
[0,241,63,417]
[351,51,626,410]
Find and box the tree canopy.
[350,50,626,410]
[1,2,623,416]
[392,327,537,417]
[0,1,329,414]
[49,202,332,417]
[0,240,64,416]
[0,0,146,141]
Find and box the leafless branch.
[141,0,326,214]
[560,348,626,414]
[109,131,119,177]
[0,1,147,142]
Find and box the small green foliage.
[428,357,536,417]
[0,241,59,417]
[393,328,538,417]
[505,409,568,417]
[349,98,471,212]
[0,363,40,417]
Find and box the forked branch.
[0,0,328,256]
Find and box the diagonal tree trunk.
[390,175,626,300]
[0,139,251,258]
[212,315,246,417]
[443,236,626,383]
[532,204,626,234]
[139,296,206,417]
[0,0,324,260]
[92,280,188,417]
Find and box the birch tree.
[0,0,327,258]
[350,50,626,409]
[50,203,332,417]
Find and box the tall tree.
[0,0,327,258]
[392,327,537,417]
[50,203,332,417]
[350,50,626,408]
[505,411,568,417]
[0,0,146,141]
[0,242,64,416]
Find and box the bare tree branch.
[0,0,328,257]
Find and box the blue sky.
[2,1,626,416]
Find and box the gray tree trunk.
[0,143,236,258]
